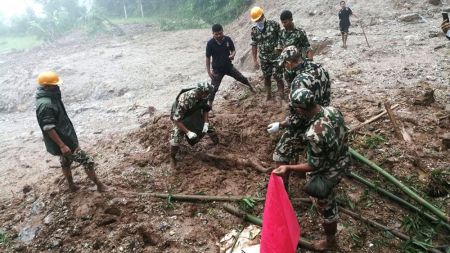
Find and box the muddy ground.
[0,0,449,252]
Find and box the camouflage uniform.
[273,59,331,162]
[278,26,312,84]
[305,106,351,223]
[170,89,213,146]
[251,20,283,79]
[60,149,94,171]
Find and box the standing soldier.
[273,88,351,251]
[35,71,106,192]
[278,10,314,85]
[206,23,255,109]
[267,46,330,191]
[250,6,285,101]
[170,82,219,168]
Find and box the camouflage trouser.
[313,189,339,224]
[60,149,94,171]
[273,128,306,162]
[260,58,283,80]
[169,124,215,146]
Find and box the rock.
[428,31,440,38]
[413,88,435,106]
[31,200,45,215]
[308,11,316,16]
[22,185,32,194]
[44,213,54,225]
[443,6,450,12]
[19,225,38,243]
[442,133,450,149]
[96,215,118,226]
[426,75,437,81]
[445,104,450,112]
[104,206,122,216]
[398,13,422,23]
[428,0,441,5]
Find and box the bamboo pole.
[348,172,450,231]
[118,191,266,202]
[350,148,448,222]
[222,204,316,251]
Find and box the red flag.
[260,173,301,253]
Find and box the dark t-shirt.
[338,7,353,27]
[206,36,235,72]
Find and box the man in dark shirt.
[338,1,357,49]
[206,24,254,108]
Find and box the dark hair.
[280,10,293,21]
[212,24,223,32]
[340,1,346,4]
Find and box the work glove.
[202,123,209,134]
[186,131,197,140]
[267,122,280,134]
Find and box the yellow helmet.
[37,71,62,86]
[250,6,264,22]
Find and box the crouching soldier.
[267,46,331,191]
[170,82,219,168]
[35,71,106,192]
[273,88,351,251]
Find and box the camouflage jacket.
[251,19,281,61]
[288,61,331,130]
[171,89,206,121]
[306,106,350,182]
[278,26,311,59]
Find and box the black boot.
[313,221,338,251]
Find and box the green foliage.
[240,197,256,211]
[0,36,42,52]
[363,134,385,149]
[0,231,8,246]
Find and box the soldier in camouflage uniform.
[250,6,285,101]
[170,82,218,168]
[267,46,331,190]
[273,88,351,251]
[35,71,106,192]
[278,10,314,85]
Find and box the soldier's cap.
[196,82,213,93]
[278,45,301,66]
[289,88,315,109]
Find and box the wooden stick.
[360,23,370,48]
[350,104,400,132]
[384,102,403,139]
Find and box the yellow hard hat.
[250,6,264,22]
[37,71,62,86]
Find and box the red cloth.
[260,173,301,253]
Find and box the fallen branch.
[350,148,448,222]
[222,204,316,251]
[350,104,400,132]
[118,191,265,202]
[339,207,444,253]
[384,102,403,139]
[348,172,450,231]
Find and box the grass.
[0,231,8,246]
[363,134,386,149]
[0,36,42,52]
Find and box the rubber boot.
[170,145,180,169]
[85,169,106,192]
[62,167,79,192]
[313,221,338,251]
[264,78,272,101]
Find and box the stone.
[442,133,450,149]
[428,0,441,5]
[398,13,422,23]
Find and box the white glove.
[186,131,197,140]
[202,123,209,133]
[267,122,280,134]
